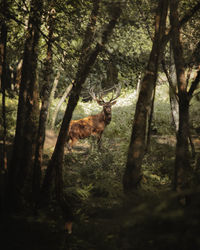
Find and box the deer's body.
[66,85,120,150]
[67,104,113,149]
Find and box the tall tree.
[32,1,56,207]
[123,0,169,192]
[170,0,200,196]
[0,0,8,213]
[170,0,190,194]
[41,0,122,203]
[0,0,8,171]
[7,0,43,209]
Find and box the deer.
[67,84,121,150]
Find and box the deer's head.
[89,84,121,123]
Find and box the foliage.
[0,94,17,138]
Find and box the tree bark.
[41,1,122,203]
[32,3,55,208]
[123,0,169,192]
[7,0,43,209]
[168,44,179,132]
[0,6,8,213]
[47,70,60,123]
[0,17,7,171]
[170,0,190,194]
[15,59,23,91]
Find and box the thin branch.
[161,59,179,102]
[180,2,200,26]
[162,2,200,49]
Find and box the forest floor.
[42,129,200,250]
[44,129,200,151]
[1,130,200,250]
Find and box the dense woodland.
[1,0,200,249]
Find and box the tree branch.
[161,59,179,102]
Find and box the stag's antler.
[108,84,121,104]
[89,86,105,105]
[89,84,121,105]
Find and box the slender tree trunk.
[169,44,179,132]
[123,0,169,192]
[50,82,73,129]
[0,13,8,213]
[7,0,43,209]
[163,45,195,158]
[0,19,7,171]
[15,59,23,91]
[47,70,60,122]
[136,72,142,97]
[32,3,55,208]
[41,1,122,203]
[170,0,190,195]
[145,86,156,152]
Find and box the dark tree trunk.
[32,3,55,208]
[123,0,169,192]
[170,0,190,194]
[41,1,122,203]
[7,0,43,209]
[0,19,7,171]
[0,12,8,213]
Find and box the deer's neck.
[101,110,111,125]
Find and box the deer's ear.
[111,100,117,105]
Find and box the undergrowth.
[1,86,200,250]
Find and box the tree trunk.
[0,18,7,171]
[7,0,43,209]
[145,86,156,152]
[170,0,190,195]
[14,59,23,91]
[47,70,60,122]
[32,3,55,208]
[41,1,122,203]
[123,0,169,192]
[169,44,179,132]
[0,11,8,213]
[50,82,73,129]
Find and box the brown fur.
[67,102,116,149]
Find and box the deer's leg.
[67,137,77,151]
[97,132,103,149]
